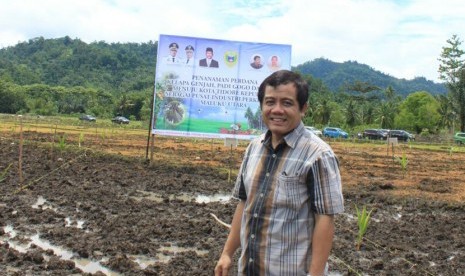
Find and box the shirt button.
[249,258,253,263]
[272,154,276,158]
[260,193,264,198]
[254,213,258,218]
[251,234,255,239]
[266,172,270,177]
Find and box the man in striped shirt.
[215,70,344,276]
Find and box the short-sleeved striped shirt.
[232,122,344,275]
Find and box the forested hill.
[0,36,158,93]
[0,36,446,97]
[293,58,447,97]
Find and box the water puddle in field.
[2,225,120,275]
[32,195,58,211]
[1,195,225,274]
[65,217,85,229]
[128,244,208,268]
[131,190,231,204]
[32,196,87,231]
[2,225,211,274]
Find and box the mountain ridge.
[0,36,447,97]
[293,57,447,97]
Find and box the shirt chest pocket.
[273,174,308,210]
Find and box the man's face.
[261,83,306,142]
[254,57,261,65]
[206,51,213,59]
[186,50,193,58]
[170,48,177,57]
[271,57,278,66]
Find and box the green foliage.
[294,58,447,97]
[0,80,27,113]
[57,134,66,152]
[436,94,456,130]
[455,69,465,132]
[438,34,465,84]
[78,132,85,148]
[375,102,397,129]
[100,131,107,144]
[327,102,346,127]
[0,37,156,120]
[355,205,373,251]
[0,36,157,91]
[395,91,441,133]
[438,35,465,132]
[395,151,409,176]
[0,36,452,133]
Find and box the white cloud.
[1,0,465,82]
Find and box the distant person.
[214,70,344,276]
[250,55,263,69]
[199,47,219,68]
[184,45,195,66]
[269,55,281,71]
[164,42,181,64]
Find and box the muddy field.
[1,121,465,275]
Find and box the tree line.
[1,35,464,134]
[0,36,156,121]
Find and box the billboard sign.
[152,34,291,140]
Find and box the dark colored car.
[111,116,130,124]
[378,129,390,136]
[454,132,465,144]
[79,114,96,122]
[322,127,349,139]
[363,129,388,140]
[389,130,415,141]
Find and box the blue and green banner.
[152,34,291,140]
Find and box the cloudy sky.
[1,0,464,83]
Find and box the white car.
[305,126,323,137]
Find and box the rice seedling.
[78,132,85,147]
[395,151,409,176]
[100,131,107,145]
[355,205,373,251]
[57,134,66,152]
[0,163,12,183]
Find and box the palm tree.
[345,100,357,127]
[436,94,456,132]
[244,107,254,129]
[375,102,396,129]
[313,98,332,125]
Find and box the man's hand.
[214,254,232,276]
[214,201,244,276]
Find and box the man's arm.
[309,214,335,276]
[214,200,245,276]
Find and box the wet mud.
[1,131,465,275]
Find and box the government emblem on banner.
[223,51,238,68]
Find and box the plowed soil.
[1,122,464,275]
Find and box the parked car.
[305,126,323,137]
[322,127,349,139]
[363,129,388,140]
[79,114,96,122]
[378,129,390,137]
[454,132,465,144]
[111,116,130,124]
[389,130,415,141]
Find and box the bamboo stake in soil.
[18,115,23,184]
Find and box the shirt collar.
[261,122,305,149]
